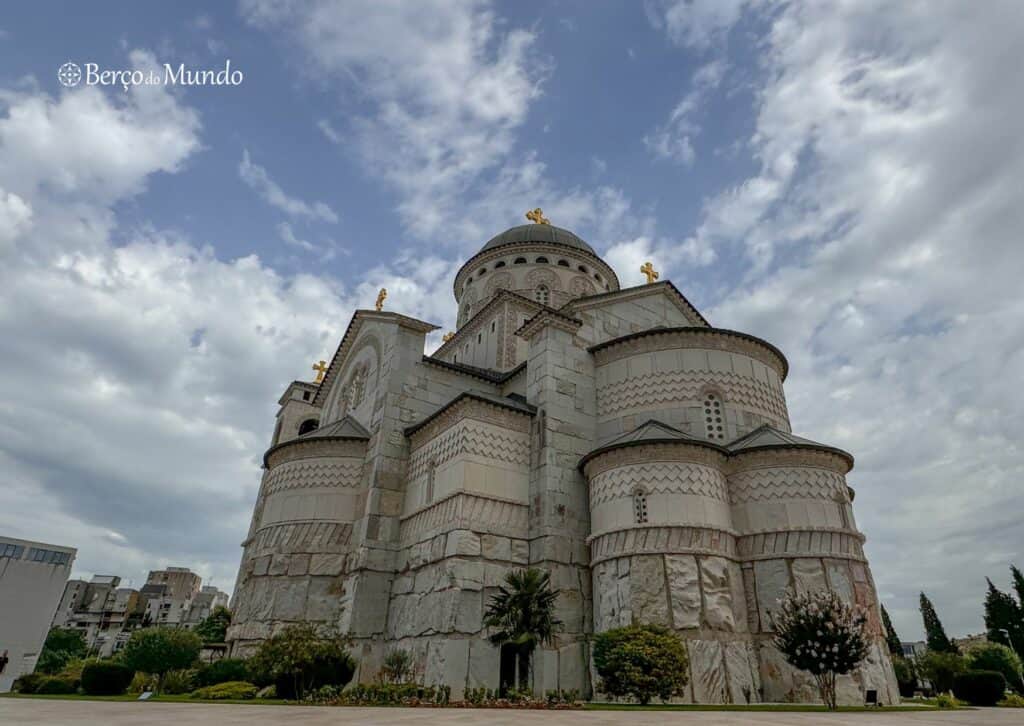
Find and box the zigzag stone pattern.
[589,462,728,506]
[728,466,848,504]
[590,526,737,564]
[597,369,789,426]
[400,492,530,547]
[263,457,364,495]
[408,419,530,483]
[249,521,354,555]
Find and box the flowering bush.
[771,590,870,710]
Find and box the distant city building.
[51,567,228,657]
[900,640,927,659]
[956,632,988,651]
[0,536,76,692]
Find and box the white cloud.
[644,59,727,166]
[654,1,1024,638]
[238,149,339,223]
[241,0,547,242]
[648,0,750,50]
[0,188,31,251]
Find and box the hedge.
[952,670,1007,707]
[81,660,135,695]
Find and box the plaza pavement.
[0,699,1016,726]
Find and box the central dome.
[480,224,597,256]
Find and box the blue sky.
[1,1,1022,643]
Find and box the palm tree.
[483,568,562,694]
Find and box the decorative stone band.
[406,392,534,446]
[729,447,852,475]
[737,528,867,562]
[261,457,365,495]
[588,525,738,566]
[399,490,530,547]
[245,520,354,556]
[589,327,789,382]
[728,464,849,504]
[264,437,368,470]
[407,418,530,482]
[582,441,729,479]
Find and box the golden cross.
[375,288,387,311]
[640,261,659,284]
[525,208,550,225]
[312,360,328,384]
[442,331,455,343]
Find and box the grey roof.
[726,424,854,466]
[579,419,726,470]
[298,416,370,441]
[481,224,597,256]
[404,391,536,436]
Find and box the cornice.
[566,280,710,328]
[453,241,620,298]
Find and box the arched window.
[495,260,506,268]
[704,392,724,440]
[478,268,487,277]
[298,418,319,436]
[535,285,549,305]
[272,419,283,446]
[633,490,649,524]
[578,265,588,273]
[514,257,527,265]
[557,259,570,267]
[535,256,549,264]
[594,273,602,282]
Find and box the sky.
[0,0,1021,643]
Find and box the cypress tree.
[919,592,957,653]
[881,604,903,656]
[1011,565,1024,608]
[984,576,1024,662]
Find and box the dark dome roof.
[480,224,597,256]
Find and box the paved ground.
[0,699,1015,726]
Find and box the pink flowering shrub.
[772,590,870,710]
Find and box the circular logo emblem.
[58,62,82,87]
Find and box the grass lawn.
[586,703,939,712]
[0,693,288,706]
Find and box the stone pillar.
[520,314,594,696]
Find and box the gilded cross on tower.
[525,208,550,225]
[375,288,387,311]
[442,331,455,343]
[312,360,328,384]
[640,261,659,284]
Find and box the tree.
[194,605,232,644]
[379,649,414,684]
[984,575,1024,664]
[483,568,561,693]
[881,604,903,657]
[592,625,689,705]
[891,656,918,698]
[919,592,957,654]
[772,590,870,710]
[1012,565,1024,606]
[122,627,202,693]
[915,650,965,694]
[35,628,87,674]
[965,641,1023,693]
[248,623,355,700]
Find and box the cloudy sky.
[1,1,1021,641]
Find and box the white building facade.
[0,536,75,692]
[227,222,898,705]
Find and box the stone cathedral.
[227,216,899,705]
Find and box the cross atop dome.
[525,208,550,225]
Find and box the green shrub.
[193,658,250,687]
[966,642,1022,693]
[916,650,966,694]
[593,624,690,705]
[36,628,88,675]
[892,656,918,697]
[952,670,1007,707]
[81,660,135,695]
[248,623,355,700]
[128,671,156,693]
[338,682,450,705]
[34,675,78,694]
[999,693,1024,707]
[935,692,965,708]
[191,680,258,700]
[122,627,202,694]
[12,673,44,694]
[160,668,198,695]
[255,684,276,699]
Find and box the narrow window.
[557,259,569,267]
[535,256,549,264]
[479,268,487,276]
[633,491,649,524]
[514,257,527,265]
[477,332,482,344]
[704,393,724,440]
[535,285,549,305]
[298,419,319,436]
[491,320,496,332]
[495,260,506,268]
[425,459,437,505]
[578,265,588,273]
